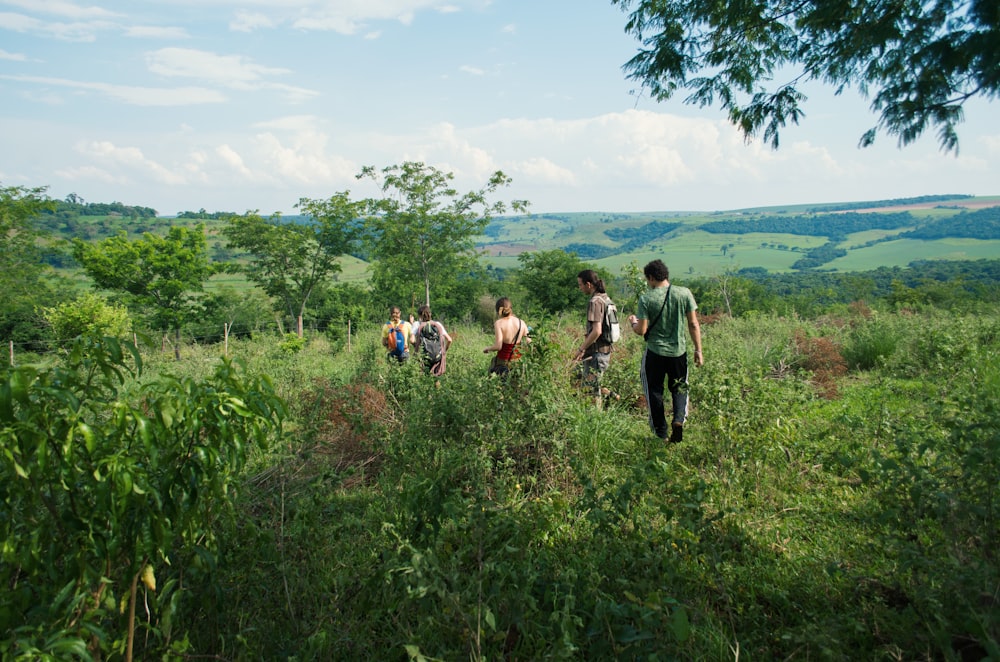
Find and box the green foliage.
[901,206,1000,240]
[0,336,285,659]
[72,225,215,354]
[358,162,528,317]
[277,332,306,354]
[0,185,59,351]
[856,349,1000,658]
[842,316,899,370]
[613,0,995,150]
[700,211,915,237]
[187,286,274,342]
[43,291,131,344]
[223,194,363,325]
[515,249,591,316]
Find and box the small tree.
[516,250,592,316]
[72,225,214,359]
[358,162,528,315]
[223,193,363,334]
[0,185,58,350]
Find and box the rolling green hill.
[41,194,1000,280]
[480,195,1000,276]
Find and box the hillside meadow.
[4,301,998,660]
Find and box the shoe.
[669,423,683,444]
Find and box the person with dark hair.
[411,304,452,375]
[381,305,412,363]
[483,297,530,378]
[626,259,703,443]
[575,269,615,405]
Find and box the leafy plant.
[43,291,131,344]
[0,336,284,660]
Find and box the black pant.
[640,350,689,438]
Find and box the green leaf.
[671,605,691,642]
[78,422,96,454]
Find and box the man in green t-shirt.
[626,259,703,443]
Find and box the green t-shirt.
[637,284,698,357]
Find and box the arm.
[440,323,453,351]
[483,320,503,353]
[687,310,703,367]
[575,319,603,359]
[627,315,648,337]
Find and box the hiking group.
[380,258,703,443]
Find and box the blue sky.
[1,0,997,217]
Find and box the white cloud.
[124,25,190,39]
[216,144,254,178]
[288,0,459,34]
[229,11,277,33]
[1,74,227,105]
[0,10,115,41]
[79,140,186,185]
[54,163,124,184]
[0,0,119,20]
[146,47,290,83]
[144,47,318,101]
[0,47,28,60]
[459,65,484,76]
[253,115,322,132]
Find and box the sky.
[1,0,998,217]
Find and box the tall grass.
[117,309,999,660]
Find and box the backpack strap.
[645,286,671,337]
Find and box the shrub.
[43,291,131,344]
[0,336,285,659]
[842,317,899,370]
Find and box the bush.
[43,291,131,344]
[842,317,899,370]
[0,336,284,659]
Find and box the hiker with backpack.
[411,304,452,376]
[381,305,413,363]
[626,259,703,444]
[575,269,621,405]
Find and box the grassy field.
[479,196,1000,275]
[13,303,995,660]
[827,237,1000,270]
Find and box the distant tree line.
[604,220,682,245]
[900,207,1000,240]
[806,194,973,213]
[56,195,157,218]
[176,209,236,220]
[700,211,915,237]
